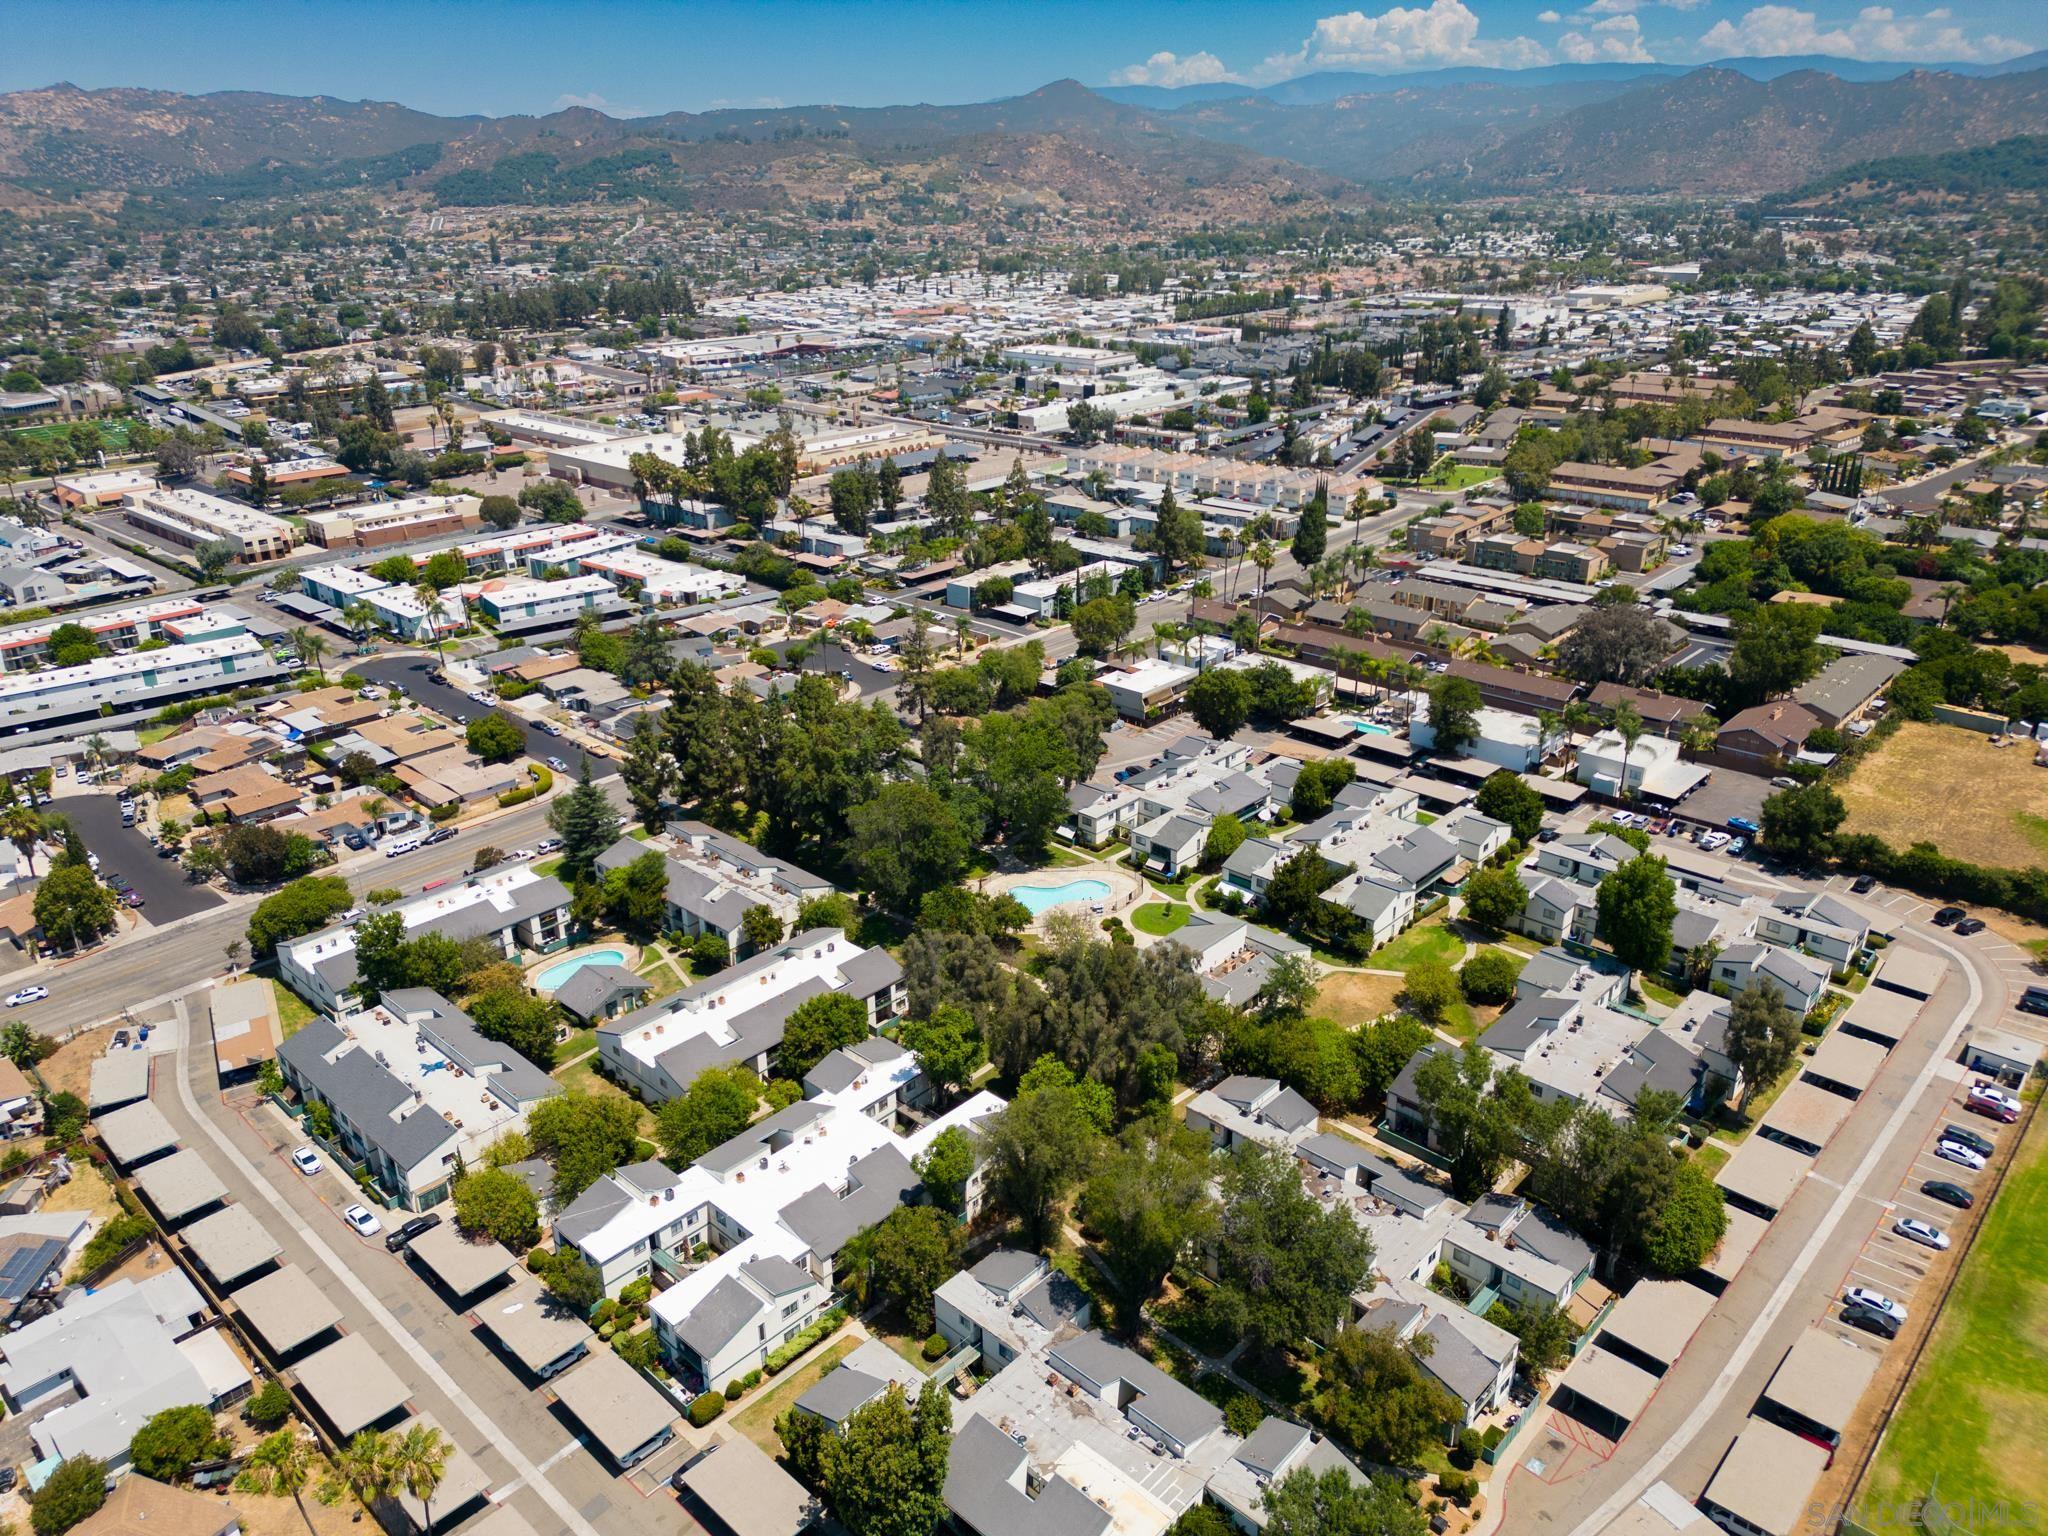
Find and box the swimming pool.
[534,948,628,991]
[1351,720,1393,736]
[1011,879,1112,916]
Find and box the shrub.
[688,1393,724,1427]
[245,1378,293,1429]
[742,1369,762,1390]
[724,1379,745,1401]
[1452,1428,1483,1469]
[429,802,460,823]
[763,1307,845,1374]
[72,1213,153,1281]
[922,1332,949,1361]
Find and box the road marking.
[167,1000,603,1536]
[1560,920,1985,1536]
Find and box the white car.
[1844,1286,1906,1322]
[1935,1139,1987,1171]
[1895,1217,1951,1250]
[291,1147,323,1176]
[343,1204,383,1238]
[547,756,568,772]
[1699,831,1732,851]
[5,986,47,1007]
[1970,1082,2020,1114]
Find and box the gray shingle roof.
[779,1145,919,1259]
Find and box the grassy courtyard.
[1132,903,1190,937]
[1859,1115,2048,1527]
[1370,920,1464,972]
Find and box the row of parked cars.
[289,1146,442,1248]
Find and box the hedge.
[1831,832,2048,926]
[688,1393,724,1427]
[763,1307,845,1374]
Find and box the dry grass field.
[1839,722,2048,871]
[1315,971,1404,1026]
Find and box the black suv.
[385,1213,442,1253]
[1934,906,1966,926]
[1843,1302,1901,1340]
[1923,1180,1974,1209]
[1944,1125,1995,1158]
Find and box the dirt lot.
[1316,971,1404,1026]
[1839,722,2048,871]
[35,1024,114,1101]
[43,1158,123,1223]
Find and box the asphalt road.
[354,656,620,781]
[63,792,225,923]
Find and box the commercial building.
[126,486,299,563]
[301,494,482,550]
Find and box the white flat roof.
[1601,1279,1717,1368]
[1702,1418,1831,1536]
[1762,1329,1880,1437]
[1757,1081,1857,1151]
[1716,1134,1814,1213]
[1559,1344,1661,1425]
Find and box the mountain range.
[5,53,2048,213]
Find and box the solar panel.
[0,1238,63,1301]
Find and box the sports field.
[1839,723,2048,871]
[1857,1111,2048,1531]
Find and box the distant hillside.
[1443,66,2048,193]
[1777,134,2048,205]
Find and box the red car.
[122,890,145,908]
[1968,1087,2019,1123]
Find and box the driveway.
[354,656,619,780]
[770,634,898,700]
[64,793,224,923]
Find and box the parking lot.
[353,657,618,780]
[64,791,224,923]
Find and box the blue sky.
[4,0,2040,115]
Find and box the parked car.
[123,891,145,908]
[291,1147,323,1176]
[2018,986,2048,1018]
[1770,776,1799,789]
[1844,1286,1906,1322]
[1923,1180,1974,1209]
[5,986,48,1007]
[342,831,368,850]
[421,828,457,847]
[1954,917,1987,936]
[1895,1217,1951,1250]
[1699,831,1732,851]
[1842,1302,1902,1340]
[1935,1139,1988,1171]
[537,838,563,855]
[1969,1085,2020,1121]
[343,1205,383,1238]
[546,756,568,772]
[384,838,422,859]
[385,1213,441,1253]
[1945,1125,1996,1157]
[538,719,563,736]
[1933,906,1966,926]
[1851,875,1877,894]
[1728,816,1761,835]
[1727,838,1747,857]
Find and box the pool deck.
[986,866,1147,932]
[526,939,643,994]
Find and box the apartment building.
[0,634,283,726]
[593,824,833,958]
[127,487,299,563]
[0,597,220,673]
[473,574,615,626]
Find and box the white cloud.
[1538,8,1563,20]
[1108,50,1243,87]
[1560,13,1659,59]
[1248,0,1553,78]
[1695,5,2030,61]
[551,91,651,118]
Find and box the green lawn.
[1371,921,1464,973]
[1690,1140,1730,1180]
[271,979,316,1039]
[1132,903,1190,937]
[729,1336,858,1458]
[1385,460,1500,492]
[1859,1115,2048,1526]
[554,1056,657,1140]
[553,1028,597,1066]
[1638,978,1685,1009]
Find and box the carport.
[1698,1418,1832,1536]
[294,1334,414,1439]
[474,1280,592,1382]
[1839,985,1921,1048]
[180,1203,281,1288]
[406,1223,516,1306]
[1873,946,1946,1001]
[461,1508,540,1536]
[1716,1133,1814,1219]
[1552,1346,1661,1441]
[549,1349,676,1470]
[131,1148,228,1227]
[87,1051,150,1113]
[94,1098,179,1168]
[1757,1329,1879,1451]
[1756,1082,1856,1157]
[1801,1031,1890,1099]
[231,1264,343,1362]
[1598,1280,1717,1379]
[672,1434,820,1536]
[1694,1205,1770,1296]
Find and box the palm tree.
[243,1429,318,1536]
[1938,583,1966,625]
[343,601,376,652]
[414,582,449,665]
[83,733,108,777]
[1250,541,1275,595]
[1221,531,1242,598]
[1,806,41,878]
[336,1430,393,1515]
[1612,700,1646,798]
[290,626,329,682]
[387,1422,450,1534]
[953,616,972,659]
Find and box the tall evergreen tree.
[547,763,622,882]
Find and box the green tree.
[817,1382,951,1536]
[129,1403,222,1481]
[1726,980,1801,1097]
[1353,1017,1433,1105]
[1291,483,1329,569]
[1729,603,1827,706]
[547,762,622,883]
[913,1125,975,1216]
[1071,595,1134,657]
[1077,1123,1220,1325]
[846,783,969,912]
[1759,782,1846,864]
[1642,1158,1730,1274]
[466,711,527,764]
[451,1166,541,1250]
[32,1456,108,1536]
[1459,948,1520,1004]
[247,875,356,955]
[619,714,672,830]
[1264,1465,1428,1536]
[1474,769,1544,844]
[1426,675,1483,756]
[526,1094,642,1201]
[740,903,785,953]
[1290,758,1356,822]
[33,864,116,951]
[776,991,870,1081]
[601,849,671,939]
[656,1063,762,1165]
[387,1421,451,1535]
[901,1004,984,1098]
[1314,1325,1459,1465]
[1400,959,1460,1022]
[1595,852,1679,977]
[479,494,521,531]
[978,1068,1104,1245]
[541,1250,603,1311]
[244,1378,294,1429]
[1184,668,1253,740]
[863,1205,960,1333]
[1213,1145,1374,1354]
[1460,866,1527,933]
[1204,813,1248,869]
